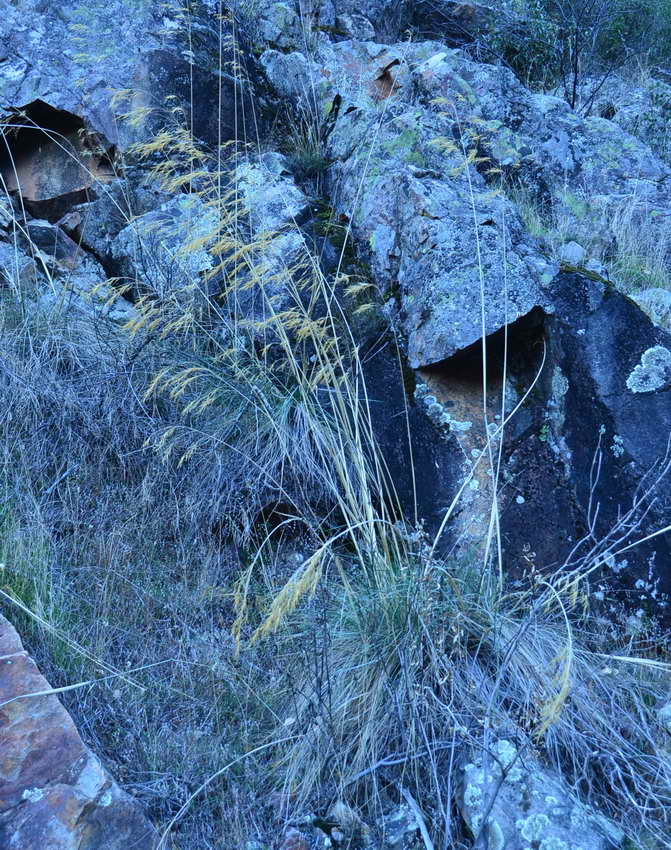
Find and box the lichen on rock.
[626,345,671,393]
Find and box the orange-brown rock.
[0,613,158,849]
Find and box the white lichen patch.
[99,790,113,807]
[21,787,44,802]
[494,739,524,782]
[463,780,483,808]
[484,819,505,850]
[415,384,473,433]
[516,812,550,841]
[626,345,671,393]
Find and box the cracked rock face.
[0,0,256,150]
[263,40,555,368]
[261,39,671,369]
[0,613,158,849]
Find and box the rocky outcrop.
[0,0,256,153]
[0,613,158,849]
[1,1,671,847]
[257,32,671,593]
[261,40,671,370]
[262,41,557,368]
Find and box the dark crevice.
[422,307,547,386]
[0,100,116,222]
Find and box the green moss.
[380,128,426,168]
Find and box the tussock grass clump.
[240,523,671,848]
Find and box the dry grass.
[1,16,671,850]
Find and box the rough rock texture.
[362,339,463,549]
[544,275,671,594]
[497,274,671,600]
[411,0,495,44]
[588,74,671,166]
[262,41,557,367]
[329,0,409,42]
[633,288,671,331]
[0,0,257,152]
[110,193,219,299]
[0,613,158,849]
[68,177,171,265]
[458,738,623,850]
[230,152,313,323]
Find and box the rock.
[631,288,671,331]
[221,153,313,325]
[278,826,311,850]
[0,102,115,221]
[587,74,671,166]
[502,273,671,601]
[262,37,671,370]
[0,613,158,849]
[236,152,311,235]
[0,197,15,229]
[332,0,409,42]
[0,0,257,152]
[257,3,302,50]
[458,738,623,850]
[263,39,554,367]
[24,220,85,269]
[259,50,316,101]
[411,0,494,44]
[59,256,138,323]
[361,339,462,551]
[8,218,136,322]
[379,804,420,848]
[559,240,586,265]
[335,13,376,41]
[68,177,170,264]
[110,193,219,299]
[0,242,37,289]
[585,257,608,277]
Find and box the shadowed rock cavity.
[0,101,116,221]
[418,308,547,556]
[415,280,671,617]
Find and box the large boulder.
[0,613,158,848]
[110,193,219,300]
[261,38,671,363]
[262,41,556,368]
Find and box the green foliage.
[596,0,671,65]
[488,0,561,88]
[486,0,671,99]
